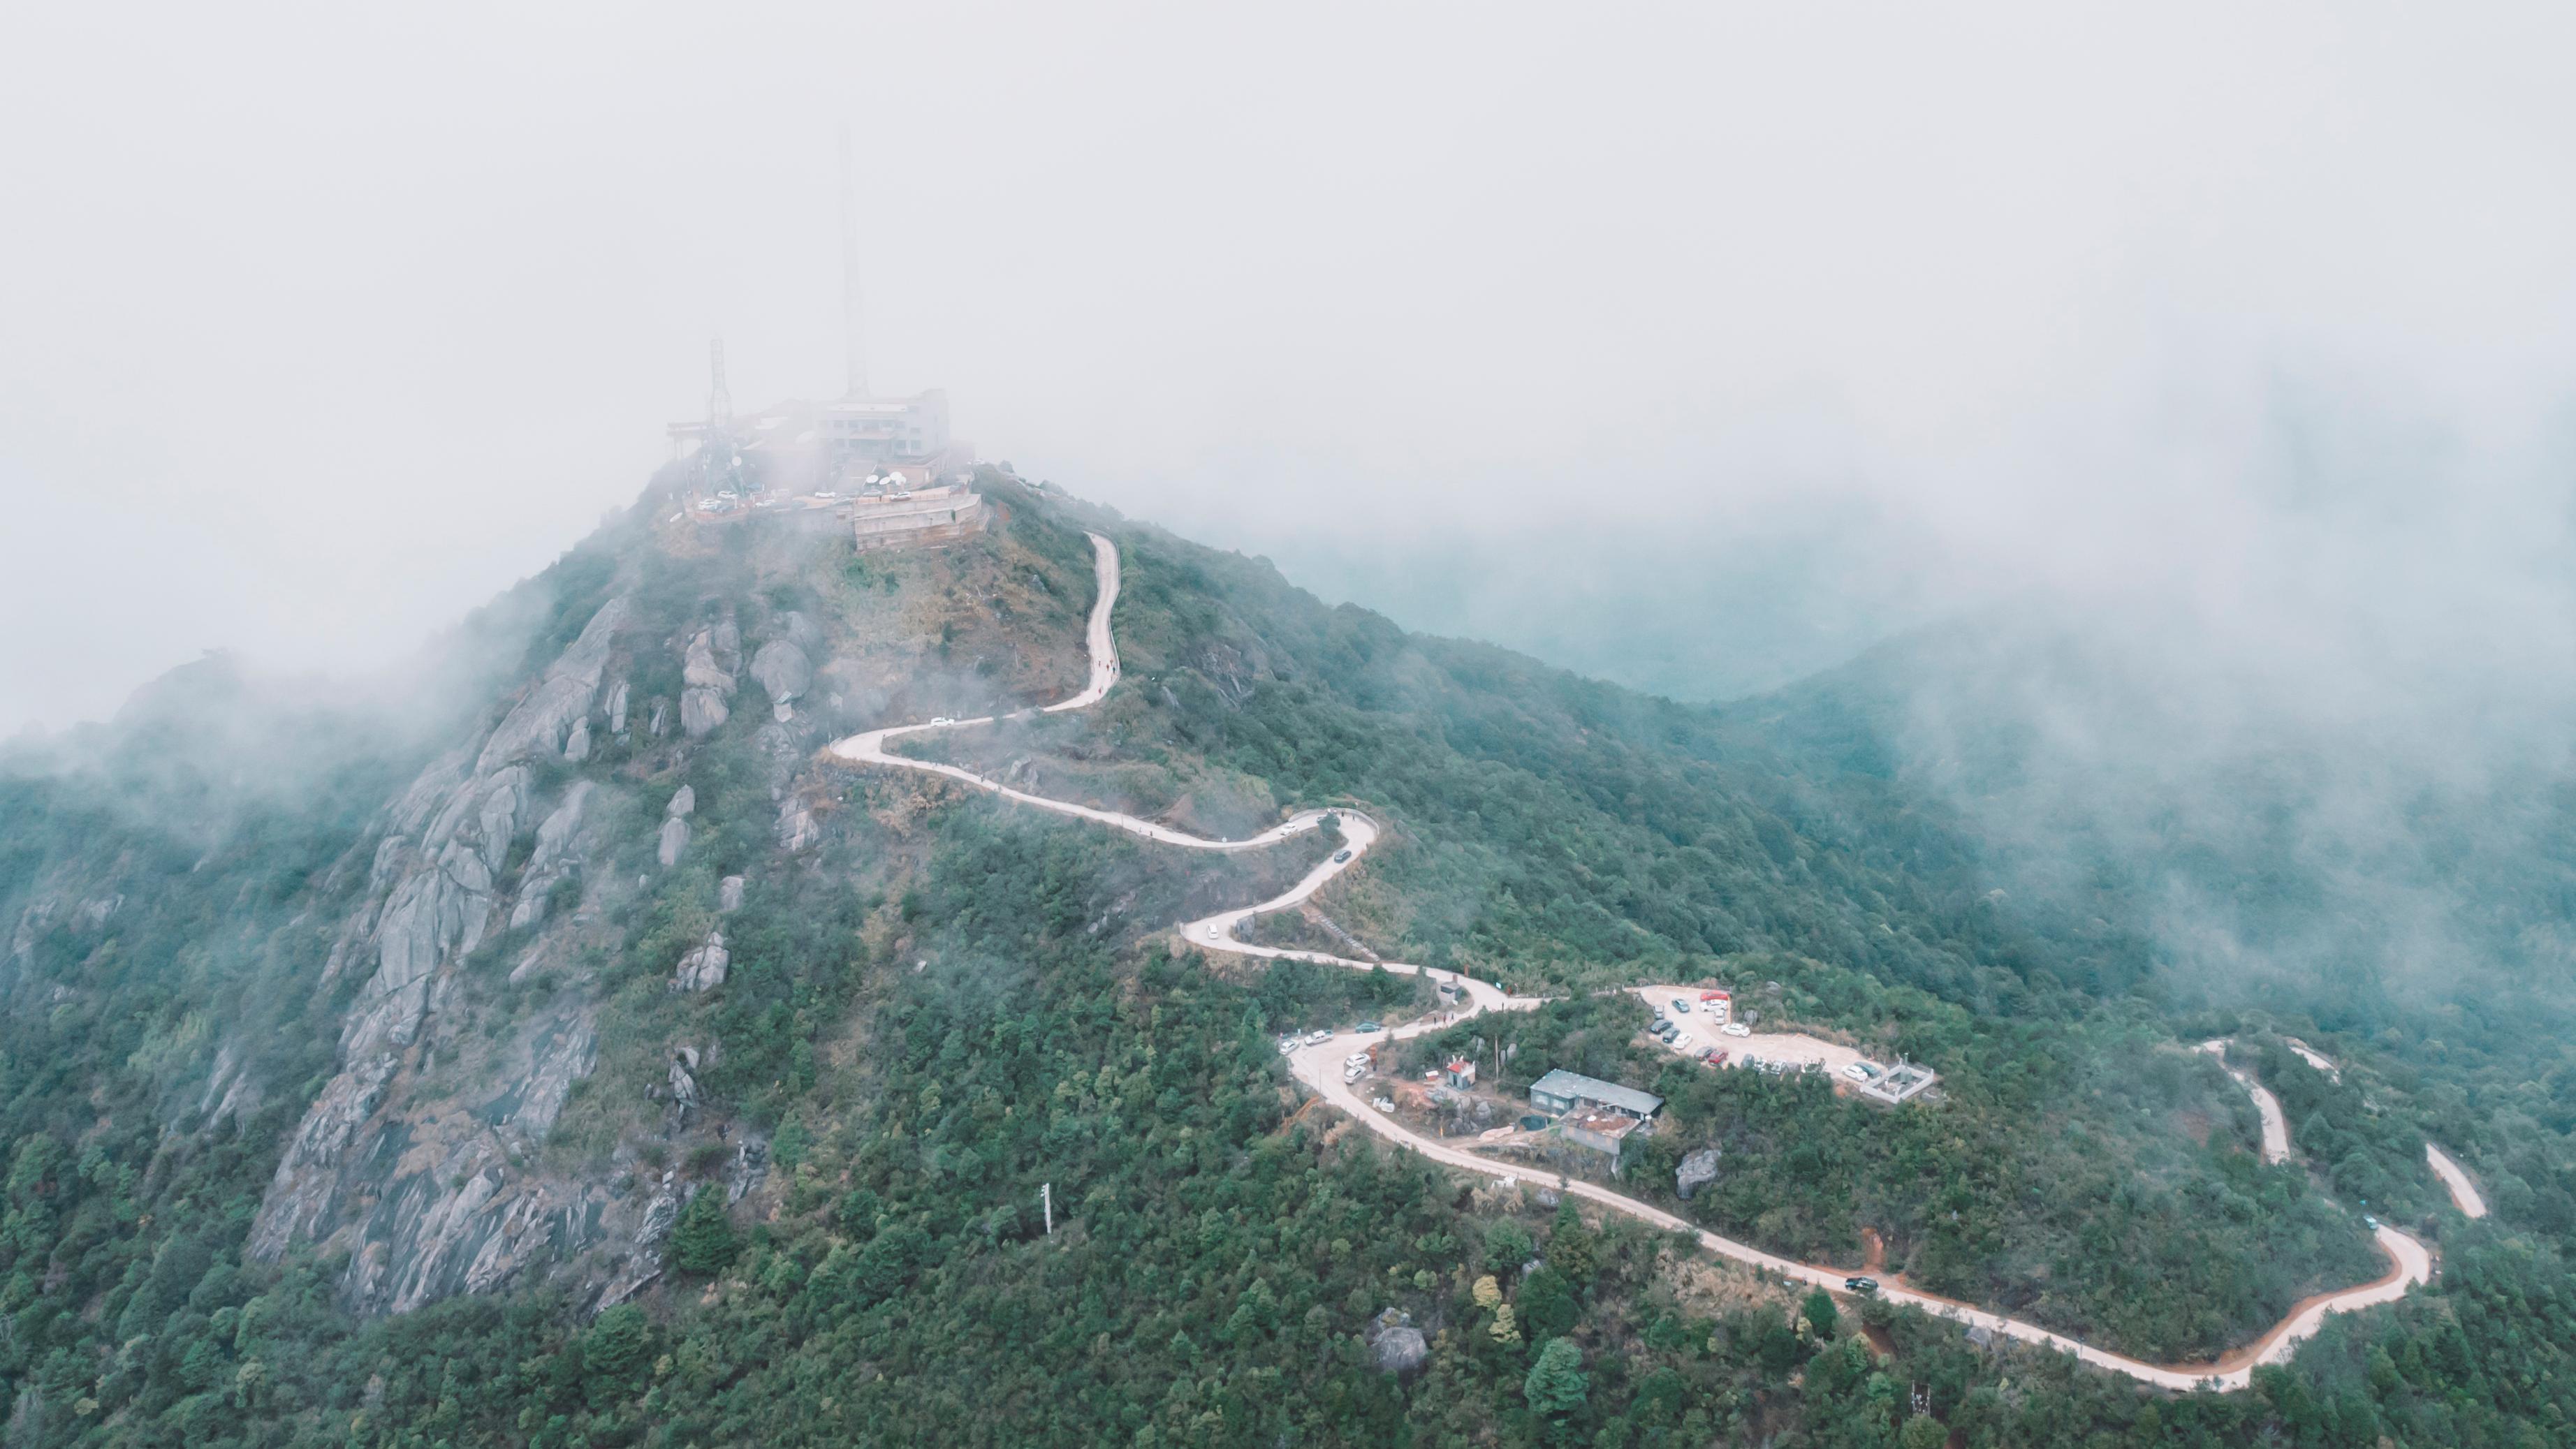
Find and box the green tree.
[1546,1198,1597,1282]
[1484,1219,1535,1274]
[1519,1265,1579,1341]
[1802,1287,1838,1340]
[1524,1337,1589,1417]
[670,1186,739,1274]
[1900,1413,1946,1449]
[585,1302,652,1404]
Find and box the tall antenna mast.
[708,337,733,425]
[839,124,868,399]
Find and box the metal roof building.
[1528,1070,1664,1120]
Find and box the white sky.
[3,2,2573,728]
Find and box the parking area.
[1630,985,1870,1077]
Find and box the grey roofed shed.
[1527,1069,1664,1119]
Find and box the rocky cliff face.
[192,486,1095,1318]
[247,595,652,1311]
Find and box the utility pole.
[1041,1182,1053,1237]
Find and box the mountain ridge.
[0,471,2567,1446]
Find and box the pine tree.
[1522,1337,1588,1417]
[1802,1287,1838,1340]
[670,1186,739,1274]
[1545,1198,1596,1283]
[1518,1264,1579,1341]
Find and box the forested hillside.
[0,476,2568,1447]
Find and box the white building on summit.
[666,127,978,528]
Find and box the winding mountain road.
[828,531,2475,1392]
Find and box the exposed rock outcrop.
[779,609,824,657]
[343,764,530,1059]
[679,627,738,738]
[724,1139,768,1204]
[1369,1309,1428,1376]
[679,690,729,738]
[750,639,812,719]
[509,782,594,930]
[248,1053,400,1259]
[511,1014,599,1142]
[254,598,632,1293]
[778,797,819,853]
[718,875,745,912]
[563,719,591,762]
[476,598,629,774]
[1676,1147,1723,1200]
[606,679,629,734]
[666,785,695,818]
[657,818,689,869]
[673,932,728,992]
[594,1174,681,1311]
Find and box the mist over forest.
[7,5,2576,1448]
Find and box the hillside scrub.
[1,477,2573,1446]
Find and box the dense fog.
[6,3,2575,1013]
[5,3,2570,725]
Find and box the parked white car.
[1671,1033,1694,1052]
[1343,1063,1368,1084]
[1305,1030,1331,1045]
[1722,1022,1752,1038]
[1843,1063,1873,1082]
[1345,1052,1373,1068]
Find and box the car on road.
[1305,1030,1331,1045]
[1844,1277,1879,1294]
[1333,849,1353,862]
[1721,1022,1752,1038]
[930,716,953,726]
[1354,1020,1381,1033]
[1669,998,1691,1015]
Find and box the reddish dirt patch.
[1861,1323,1897,1360]
[1862,1228,1889,1272]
